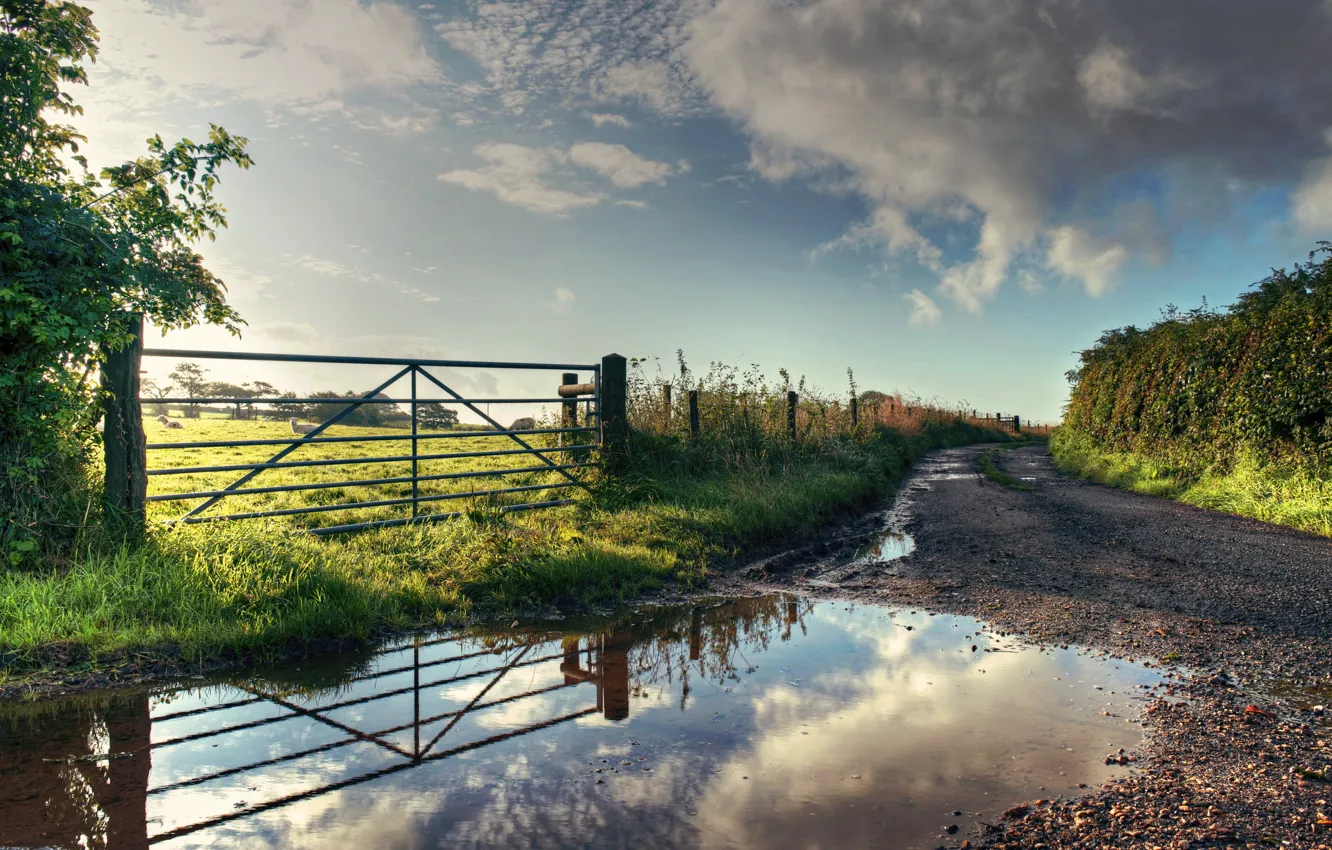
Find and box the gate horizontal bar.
[146,427,592,451]
[147,678,583,797]
[154,396,592,405]
[166,484,577,524]
[151,649,569,749]
[148,464,592,501]
[145,707,599,844]
[142,347,598,372]
[148,445,598,476]
[310,498,575,535]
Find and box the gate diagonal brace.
[235,684,415,760]
[178,366,414,521]
[415,367,591,492]
[422,643,532,757]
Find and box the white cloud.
[615,199,649,209]
[289,255,441,302]
[1044,226,1129,297]
[1293,158,1332,233]
[435,2,706,118]
[586,112,632,128]
[87,0,437,104]
[1292,129,1332,233]
[903,289,942,327]
[568,143,684,188]
[552,286,576,314]
[70,0,443,165]
[257,321,322,347]
[1017,270,1045,295]
[1076,44,1192,117]
[439,143,604,216]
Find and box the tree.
[204,381,252,419]
[271,391,308,424]
[1,0,253,556]
[168,363,209,418]
[243,381,279,420]
[418,403,459,430]
[140,376,171,416]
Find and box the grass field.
[144,418,583,530]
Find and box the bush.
[1063,242,1332,472]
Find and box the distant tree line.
[150,362,462,429]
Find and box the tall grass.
[0,355,1018,676]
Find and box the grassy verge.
[981,443,1034,490]
[1050,427,1332,537]
[0,419,1011,680]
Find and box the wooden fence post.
[561,372,578,444]
[688,389,700,441]
[850,395,858,430]
[600,354,628,471]
[1013,415,1021,433]
[787,391,798,441]
[661,384,672,425]
[102,314,147,535]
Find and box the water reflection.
[854,529,916,563]
[0,597,1160,849]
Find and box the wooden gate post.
[688,390,700,442]
[1013,415,1021,433]
[600,354,628,471]
[102,314,147,535]
[561,372,578,444]
[661,384,672,425]
[850,395,859,430]
[787,391,798,441]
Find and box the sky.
[71,0,1332,424]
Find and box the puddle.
[1256,680,1332,728]
[854,529,916,563]
[0,598,1162,850]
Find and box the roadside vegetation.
[0,361,1016,675]
[1054,243,1332,537]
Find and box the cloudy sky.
[75,0,1332,421]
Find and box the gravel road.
[719,443,1332,849]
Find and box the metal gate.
[139,349,602,534]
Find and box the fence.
[101,316,629,535]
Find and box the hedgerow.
[1063,242,1332,471]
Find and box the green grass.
[0,416,1013,678]
[143,418,575,530]
[981,443,1032,490]
[1050,427,1332,538]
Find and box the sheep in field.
[290,418,318,435]
[507,417,536,432]
[158,414,184,429]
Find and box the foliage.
[1063,243,1332,471]
[1,0,252,559]
[418,402,460,429]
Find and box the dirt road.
[721,443,1332,848]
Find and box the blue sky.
[76,0,1332,423]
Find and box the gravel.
[716,443,1332,849]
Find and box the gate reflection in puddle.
[0,596,1161,850]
